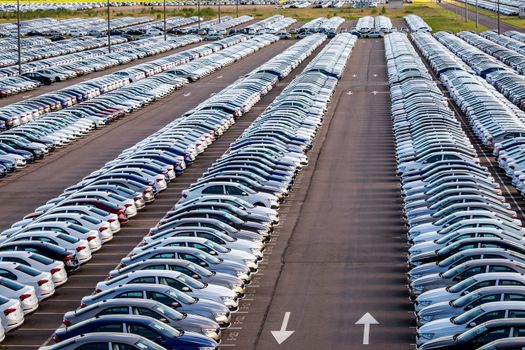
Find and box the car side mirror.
[200,262,207,267]
[209,251,217,255]
[241,192,248,196]
[159,317,168,323]
[469,322,477,328]
[192,274,200,279]
[182,286,190,292]
[171,302,181,308]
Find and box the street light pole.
[218,0,221,23]
[236,0,239,18]
[198,0,201,29]
[16,0,21,76]
[497,0,501,34]
[107,0,111,53]
[465,0,468,22]
[476,0,479,29]
[163,0,167,40]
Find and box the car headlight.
[221,296,234,302]
[419,315,433,323]
[419,333,435,341]
[204,329,218,336]
[250,248,261,255]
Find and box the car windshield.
[438,253,465,267]
[148,320,180,337]
[457,325,490,341]
[176,274,205,289]
[447,276,477,293]
[70,224,89,233]
[452,292,481,307]
[451,306,485,324]
[152,303,183,320]
[166,288,196,304]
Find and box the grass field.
[0,0,488,32]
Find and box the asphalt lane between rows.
[1,39,327,349]
[220,38,415,350]
[0,39,296,232]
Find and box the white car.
[0,277,39,314]
[0,251,68,286]
[0,262,55,301]
[0,295,24,332]
[179,182,279,209]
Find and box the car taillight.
[156,178,163,182]
[4,307,16,316]
[19,293,31,301]
[124,203,133,208]
[134,196,142,201]
[50,267,62,274]
[182,193,187,198]
[37,279,48,286]
[108,218,116,223]
[95,288,102,293]
[53,335,61,343]
[117,263,125,269]
[76,246,87,252]
[98,227,108,233]
[63,254,74,263]
[63,319,71,326]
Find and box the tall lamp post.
[475,0,478,28]
[236,0,239,18]
[163,0,167,40]
[198,0,201,29]
[107,0,111,53]
[16,0,21,76]
[465,0,468,22]
[497,0,501,34]
[218,0,221,23]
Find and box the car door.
[126,323,161,342]
[97,306,131,317]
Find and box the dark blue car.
[52,315,218,350]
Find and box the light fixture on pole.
[236,0,239,18]
[475,0,478,28]
[218,0,221,23]
[107,0,111,53]
[16,0,21,76]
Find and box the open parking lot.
[3,8,525,350]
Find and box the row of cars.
[0,34,280,179]
[404,14,432,33]
[352,15,393,38]
[296,16,344,38]
[0,17,152,38]
[0,33,335,349]
[0,34,195,97]
[455,0,522,16]
[387,32,525,349]
[41,31,356,350]
[480,30,525,56]
[434,31,525,112]
[0,32,292,343]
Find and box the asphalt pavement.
[220,38,415,350]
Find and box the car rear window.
[0,278,23,290]
[15,264,40,277]
[29,254,53,265]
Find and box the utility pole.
[107,0,111,53]
[465,0,468,22]
[219,0,221,23]
[16,0,21,76]
[236,0,239,18]
[163,0,167,40]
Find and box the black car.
[0,241,80,273]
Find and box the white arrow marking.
[355,313,379,345]
[347,91,353,95]
[217,75,223,79]
[373,73,377,77]
[210,92,216,96]
[183,92,191,97]
[352,74,357,78]
[271,312,294,345]
[372,91,377,95]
